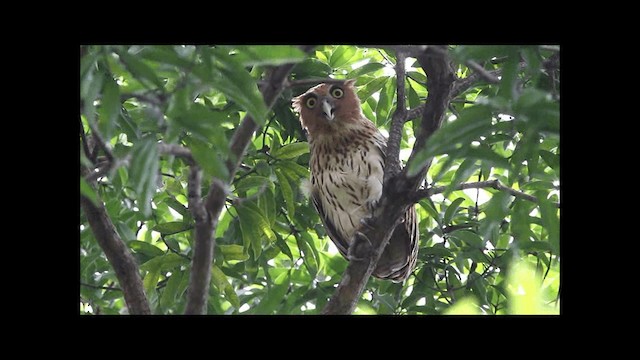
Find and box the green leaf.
[277,160,309,178]
[234,176,273,194]
[539,150,559,172]
[98,76,120,140]
[237,202,275,258]
[186,137,230,181]
[160,270,183,309]
[406,71,427,84]
[444,197,466,225]
[538,195,559,255]
[164,196,189,217]
[140,253,189,272]
[275,233,294,260]
[357,76,389,102]
[80,177,99,207]
[521,181,556,191]
[116,221,136,242]
[329,45,356,69]
[466,145,510,169]
[170,104,228,143]
[139,45,192,68]
[292,58,332,78]
[347,62,385,78]
[444,159,478,197]
[118,50,164,88]
[232,45,306,66]
[422,246,453,257]
[518,240,552,252]
[272,142,309,159]
[128,240,165,257]
[450,230,483,248]
[152,221,193,235]
[408,105,493,177]
[253,271,289,314]
[224,285,240,309]
[375,77,395,126]
[210,265,230,291]
[275,169,295,218]
[419,199,442,226]
[219,244,249,261]
[128,137,159,217]
[143,261,162,298]
[259,188,276,226]
[296,233,318,277]
[197,48,267,125]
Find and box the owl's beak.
[321,98,335,121]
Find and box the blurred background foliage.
[80,45,560,315]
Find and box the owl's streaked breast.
[309,127,386,251]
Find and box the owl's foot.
[359,217,376,230]
[348,231,376,262]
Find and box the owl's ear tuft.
[344,79,357,87]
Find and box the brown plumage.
[292,79,418,282]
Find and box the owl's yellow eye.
[331,87,344,98]
[306,97,317,108]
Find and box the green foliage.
[80,45,560,315]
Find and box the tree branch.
[80,117,95,164]
[81,281,122,291]
[184,45,316,314]
[80,190,150,315]
[465,60,500,84]
[412,179,560,208]
[157,142,195,165]
[283,78,346,88]
[384,51,407,185]
[322,46,455,314]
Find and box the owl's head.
[292,79,362,137]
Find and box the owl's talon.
[347,231,375,261]
[360,217,376,230]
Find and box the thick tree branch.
[184,45,316,314]
[384,51,406,185]
[322,46,454,314]
[80,191,150,315]
[411,179,560,208]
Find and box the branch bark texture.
[184,45,316,314]
[80,194,151,314]
[322,45,455,314]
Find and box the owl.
[292,79,418,282]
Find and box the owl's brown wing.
[373,206,419,282]
[311,188,350,259]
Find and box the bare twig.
[158,142,195,165]
[411,179,560,208]
[80,281,122,291]
[465,60,500,84]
